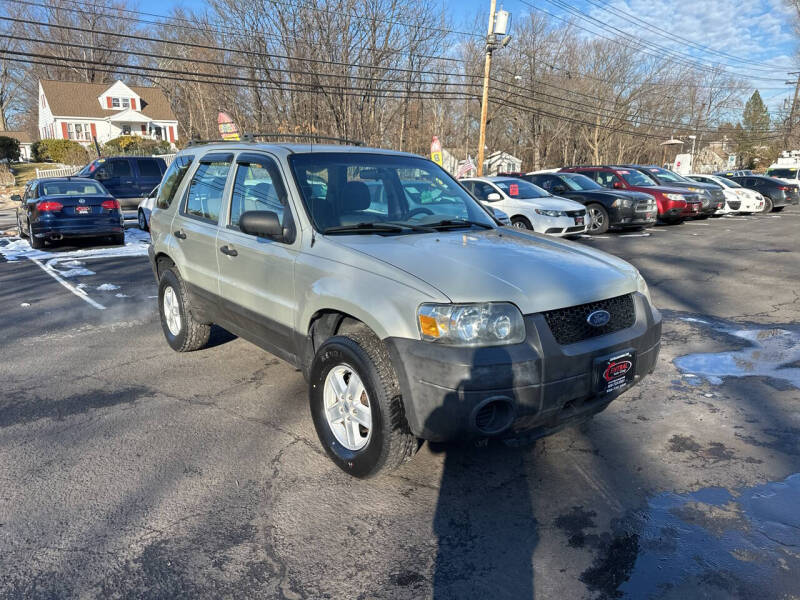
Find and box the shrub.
[102,136,173,156]
[0,136,20,162]
[32,139,89,166]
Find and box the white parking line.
[28,257,106,310]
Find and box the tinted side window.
[537,175,558,191]
[184,159,232,222]
[110,159,132,177]
[137,158,161,178]
[472,182,496,201]
[156,155,194,209]
[230,156,289,230]
[596,171,619,187]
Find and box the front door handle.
[220,245,238,257]
[174,229,187,239]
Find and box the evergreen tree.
[737,91,772,168]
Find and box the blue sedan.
[14,177,125,249]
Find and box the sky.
[133,0,799,112]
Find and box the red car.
[560,166,703,224]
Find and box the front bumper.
[385,292,662,441]
[536,214,587,236]
[608,205,657,228]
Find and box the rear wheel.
[310,332,416,478]
[511,216,533,230]
[112,233,125,245]
[586,204,609,234]
[158,267,211,352]
[772,205,785,212]
[762,197,774,213]
[28,221,44,249]
[138,210,148,231]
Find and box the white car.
[137,185,158,231]
[686,174,765,214]
[461,176,588,236]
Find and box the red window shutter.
[141,124,146,134]
[131,98,136,110]
[90,123,97,139]
[61,122,69,139]
[168,126,175,143]
[106,96,112,108]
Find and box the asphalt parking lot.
[1,213,799,599]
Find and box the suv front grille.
[542,294,635,345]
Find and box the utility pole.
[785,72,800,149]
[476,3,511,176]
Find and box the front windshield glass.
[559,173,602,191]
[41,180,106,195]
[767,168,798,179]
[618,169,655,187]
[492,178,549,199]
[645,167,687,183]
[289,153,495,233]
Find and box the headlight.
[611,198,633,208]
[535,209,564,217]
[664,193,686,202]
[417,302,525,346]
[636,272,653,305]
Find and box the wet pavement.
[1,212,799,599]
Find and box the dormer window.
[122,98,130,108]
[111,97,120,108]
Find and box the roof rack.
[185,133,364,147]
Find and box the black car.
[622,165,724,218]
[723,175,800,212]
[12,177,124,249]
[523,172,657,234]
[76,156,167,210]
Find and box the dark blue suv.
[77,156,167,210]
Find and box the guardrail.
[33,153,177,179]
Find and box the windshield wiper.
[426,219,494,230]
[322,222,405,234]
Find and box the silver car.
[148,143,662,477]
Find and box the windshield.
[618,169,656,187]
[766,168,798,179]
[558,173,602,191]
[645,167,687,183]
[289,153,495,233]
[716,176,741,188]
[492,178,549,199]
[41,180,106,196]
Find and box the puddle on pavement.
[587,473,800,599]
[673,317,800,389]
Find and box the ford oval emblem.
[587,310,611,327]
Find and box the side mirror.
[239,210,284,238]
[10,194,21,202]
[486,192,502,201]
[612,181,625,189]
[552,185,567,194]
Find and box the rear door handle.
[220,245,238,257]
[174,229,187,239]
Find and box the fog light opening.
[472,397,515,435]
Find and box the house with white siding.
[38,79,179,147]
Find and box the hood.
[566,189,652,202]
[513,196,586,211]
[332,228,639,314]
[631,184,699,196]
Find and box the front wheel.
[309,332,417,478]
[17,214,27,238]
[762,197,774,213]
[138,210,149,231]
[158,267,211,352]
[511,216,533,230]
[586,204,609,234]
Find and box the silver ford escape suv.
[148,142,662,478]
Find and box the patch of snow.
[97,283,120,291]
[114,293,130,298]
[0,228,149,262]
[675,322,800,389]
[20,302,30,307]
[681,317,711,324]
[46,258,95,278]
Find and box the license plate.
[76,206,91,215]
[575,216,584,225]
[595,351,636,395]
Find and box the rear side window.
[156,155,194,210]
[184,158,232,223]
[230,155,289,230]
[109,159,132,177]
[137,158,162,178]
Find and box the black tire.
[17,213,27,238]
[309,332,417,478]
[158,267,211,352]
[511,216,533,230]
[762,196,774,213]
[586,203,609,234]
[695,214,710,220]
[29,221,44,249]
[138,209,149,231]
[111,233,125,245]
[772,205,785,213]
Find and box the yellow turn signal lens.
[418,314,440,338]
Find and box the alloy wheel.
[163,286,182,336]
[323,364,372,451]
[588,206,605,231]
